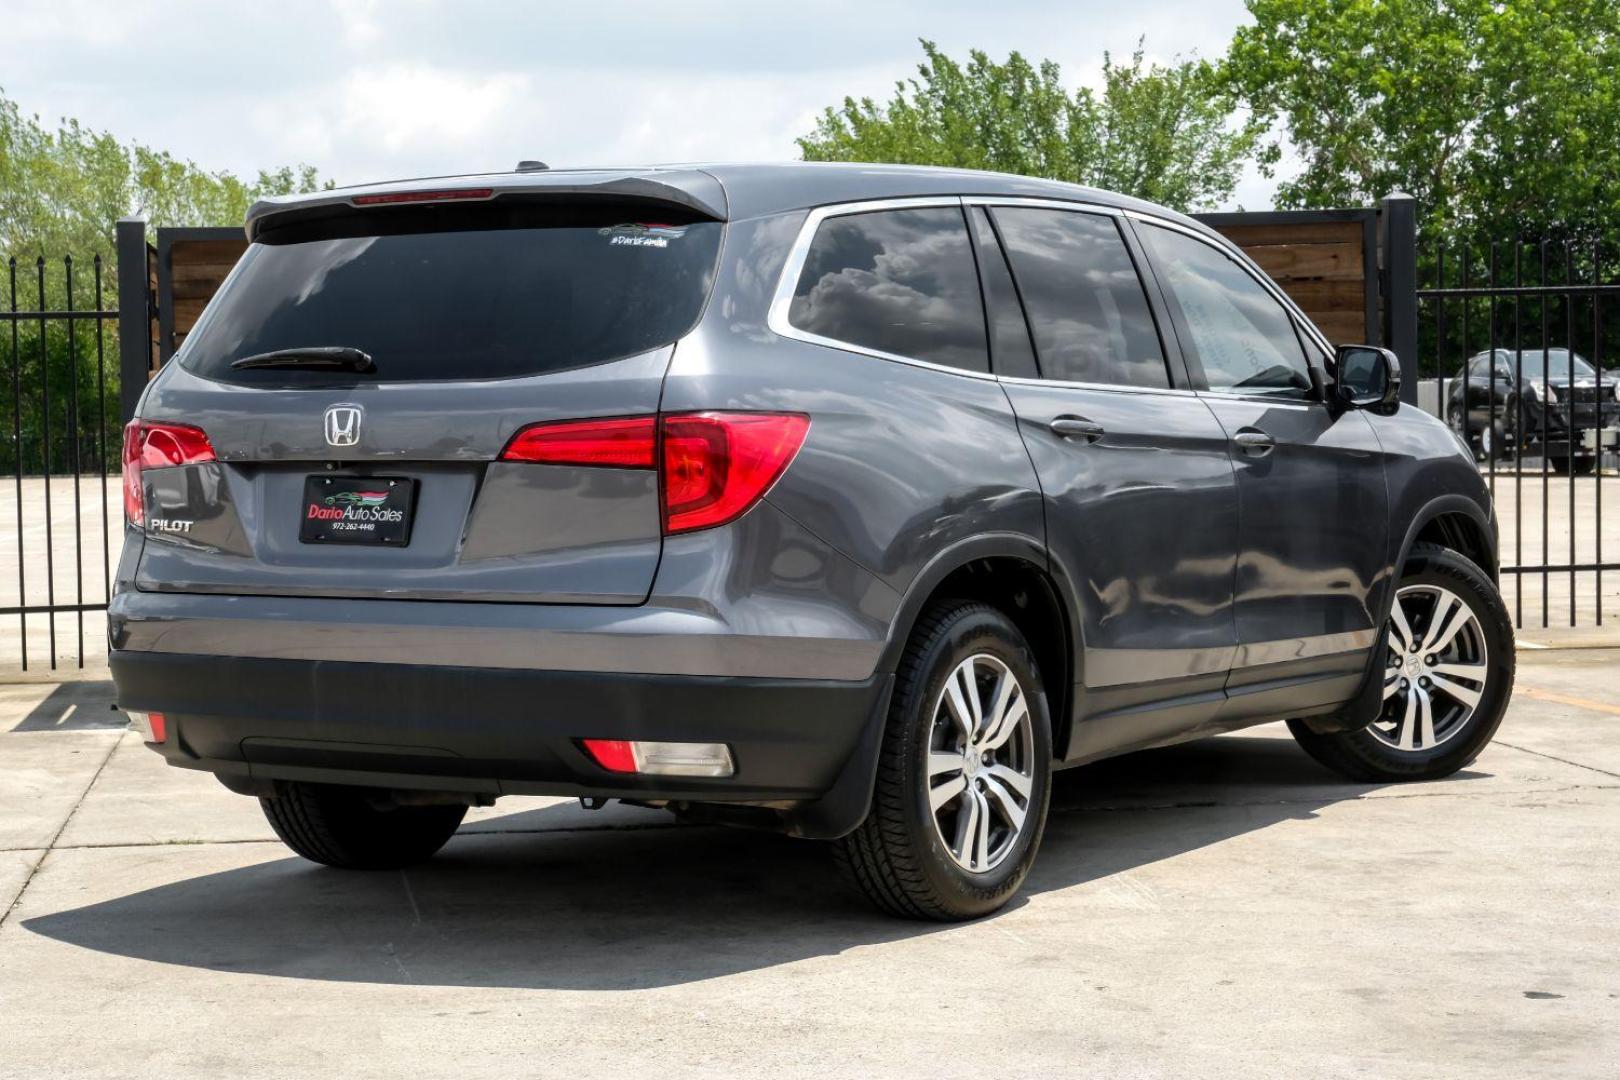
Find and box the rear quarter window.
[180,209,723,385]
[786,206,988,374]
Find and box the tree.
[798,41,1261,212]
[0,89,330,474]
[1223,0,1620,240]
[0,89,329,258]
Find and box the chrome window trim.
[996,374,1197,399]
[766,196,999,382]
[962,195,1126,218]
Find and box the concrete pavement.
[0,649,1617,1078]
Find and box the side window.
[992,207,1168,388]
[967,207,1038,379]
[1139,223,1312,399]
[788,206,988,373]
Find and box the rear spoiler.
[244,170,728,241]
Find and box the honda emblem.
[324,404,363,448]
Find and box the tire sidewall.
[1343,548,1515,778]
[898,606,1053,915]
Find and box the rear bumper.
[110,650,893,839]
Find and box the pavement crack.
[1053,781,1620,815]
[0,730,122,928]
[1492,739,1620,780]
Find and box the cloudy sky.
[0,0,1279,207]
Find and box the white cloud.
[0,0,1277,207]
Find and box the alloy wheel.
[925,654,1036,873]
[1373,584,1490,752]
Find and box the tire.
[1551,456,1596,476]
[835,600,1053,920]
[261,782,466,870]
[1289,543,1514,783]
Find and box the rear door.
[134,200,724,604]
[1131,218,1389,715]
[979,203,1240,758]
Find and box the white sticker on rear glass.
[599,223,688,248]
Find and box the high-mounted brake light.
[352,188,494,206]
[499,412,809,534]
[500,417,657,468]
[122,420,216,526]
[661,412,809,535]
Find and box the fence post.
[115,217,149,423]
[1380,192,1419,405]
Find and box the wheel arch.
[878,535,1080,761]
[1394,496,1498,612]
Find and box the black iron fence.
[1419,239,1620,628]
[0,252,122,670]
[1,210,1617,672]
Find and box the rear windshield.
[180,209,723,384]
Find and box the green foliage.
[798,40,1262,212]
[1,89,328,257]
[1224,0,1620,241]
[0,88,330,474]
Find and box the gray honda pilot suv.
[111,163,1514,920]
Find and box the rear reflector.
[127,710,167,744]
[581,739,735,777]
[661,412,809,534]
[352,188,494,206]
[500,416,657,468]
[122,420,217,526]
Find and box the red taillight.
[661,412,809,535]
[499,412,808,534]
[352,188,494,206]
[122,420,216,526]
[500,417,658,468]
[580,739,637,773]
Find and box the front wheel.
[1289,543,1514,783]
[836,600,1052,920]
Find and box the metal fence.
[2,210,1617,673]
[0,253,122,670]
[1419,239,1620,628]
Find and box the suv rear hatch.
[131,186,725,604]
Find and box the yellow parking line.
[1519,686,1620,718]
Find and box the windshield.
[180,213,723,385]
[1501,349,1596,381]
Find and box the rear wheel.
[836,600,1052,920]
[261,782,466,870]
[1289,544,1514,782]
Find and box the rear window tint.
[180,214,722,384]
[992,207,1168,388]
[787,207,988,373]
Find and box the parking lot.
[1,647,1615,1078]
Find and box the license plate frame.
[299,475,417,546]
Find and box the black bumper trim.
[111,651,893,837]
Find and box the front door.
[981,204,1240,759]
[1133,219,1390,717]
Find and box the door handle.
[1050,416,1105,443]
[1232,429,1276,456]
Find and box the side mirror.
[1333,345,1401,414]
